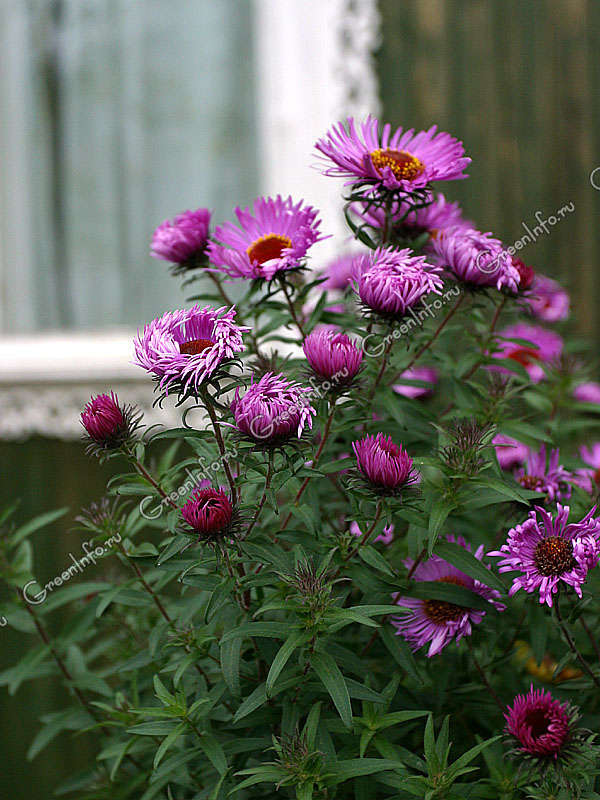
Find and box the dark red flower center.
[534,536,576,576]
[512,257,536,290]
[508,347,540,367]
[179,338,214,356]
[370,148,425,181]
[594,468,600,486]
[247,234,292,266]
[519,474,545,490]
[423,576,467,624]
[524,708,550,739]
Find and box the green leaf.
[198,733,228,776]
[380,627,422,684]
[328,758,403,784]
[266,630,308,696]
[358,546,395,576]
[153,722,186,769]
[428,496,455,547]
[405,581,496,612]
[220,622,292,644]
[220,638,242,697]
[433,542,505,593]
[11,507,69,547]
[310,651,352,729]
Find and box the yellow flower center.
[370,148,425,182]
[247,234,292,266]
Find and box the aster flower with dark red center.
[230,372,316,448]
[573,381,600,405]
[493,434,529,470]
[180,486,235,542]
[392,535,505,657]
[527,274,570,322]
[505,686,572,759]
[315,116,470,191]
[514,445,574,502]
[208,195,325,281]
[134,305,248,396]
[512,257,536,290]
[431,227,520,292]
[488,504,600,606]
[491,323,564,383]
[81,392,141,456]
[357,193,473,246]
[572,443,600,494]
[303,329,363,387]
[393,366,438,399]
[352,246,444,320]
[352,433,419,495]
[150,208,211,273]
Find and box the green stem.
[555,595,600,688]
[280,279,306,339]
[343,501,383,562]
[199,387,237,500]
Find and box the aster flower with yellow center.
[208,195,325,281]
[315,116,470,192]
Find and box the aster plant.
[3,113,600,800]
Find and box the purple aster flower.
[357,193,473,245]
[573,381,600,404]
[350,520,394,546]
[489,504,600,606]
[81,392,141,455]
[572,443,600,494]
[527,274,570,322]
[352,432,419,493]
[319,251,363,291]
[505,686,572,759]
[431,227,520,291]
[315,116,470,191]
[393,535,505,657]
[181,486,234,541]
[514,445,574,502]
[491,323,564,383]
[230,372,316,445]
[353,246,443,319]
[393,366,438,399]
[150,208,211,267]
[303,329,363,384]
[493,434,528,471]
[134,305,248,395]
[208,195,324,281]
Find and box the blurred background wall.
[1,0,599,796]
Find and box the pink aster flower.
[303,329,363,384]
[505,686,572,759]
[315,116,470,191]
[357,193,473,244]
[353,246,443,318]
[514,445,574,502]
[488,504,600,606]
[573,381,600,404]
[393,535,505,657]
[573,443,600,494]
[493,434,528,470]
[133,305,248,394]
[150,208,211,266]
[431,227,520,291]
[230,372,316,445]
[491,323,563,383]
[393,366,438,399]
[352,433,419,492]
[208,195,324,281]
[350,520,394,546]
[527,274,570,322]
[319,251,363,291]
[181,486,234,541]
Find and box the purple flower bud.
[181,487,233,540]
[230,372,316,445]
[303,329,363,384]
[505,686,572,758]
[151,208,211,265]
[81,392,127,445]
[431,227,520,291]
[352,433,418,491]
